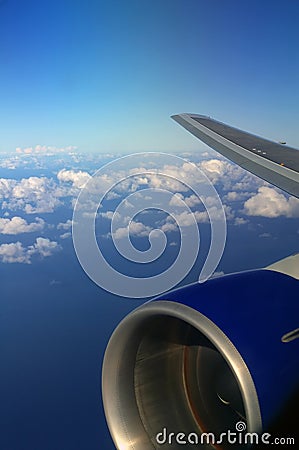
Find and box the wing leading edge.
[172,113,299,198]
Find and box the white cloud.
[168,193,184,207]
[234,217,248,226]
[0,176,63,214]
[0,156,20,170]
[57,219,72,230]
[0,242,30,263]
[59,232,71,239]
[164,210,209,228]
[0,237,61,263]
[184,194,202,207]
[169,193,203,208]
[200,159,226,177]
[16,145,77,155]
[0,216,45,234]
[31,237,60,257]
[129,221,152,236]
[198,159,264,193]
[224,191,252,202]
[0,178,14,198]
[244,187,299,218]
[57,169,91,189]
[161,221,179,233]
[223,205,235,221]
[99,211,122,222]
[26,174,61,198]
[112,221,152,240]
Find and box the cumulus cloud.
[112,221,152,240]
[224,191,253,202]
[244,187,299,218]
[161,221,178,232]
[57,219,72,230]
[169,193,202,208]
[57,169,91,189]
[0,242,30,263]
[234,217,248,226]
[0,176,63,214]
[0,178,14,198]
[163,210,209,229]
[0,216,45,234]
[184,194,203,207]
[0,237,61,264]
[59,232,71,239]
[32,237,60,257]
[200,159,226,177]
[198,159,263,192]
[99,211,122,221]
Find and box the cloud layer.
[0,153,298,249]
[0,238,61,264]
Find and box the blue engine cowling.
[102,269,298,449]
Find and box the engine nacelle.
[102,269,299,449]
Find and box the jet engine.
[102,259,299,449]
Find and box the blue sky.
[0,0,298,152]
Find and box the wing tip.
[171,113,210,120]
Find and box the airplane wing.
[172,113,299,198]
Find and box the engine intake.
[102,270,299,449]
